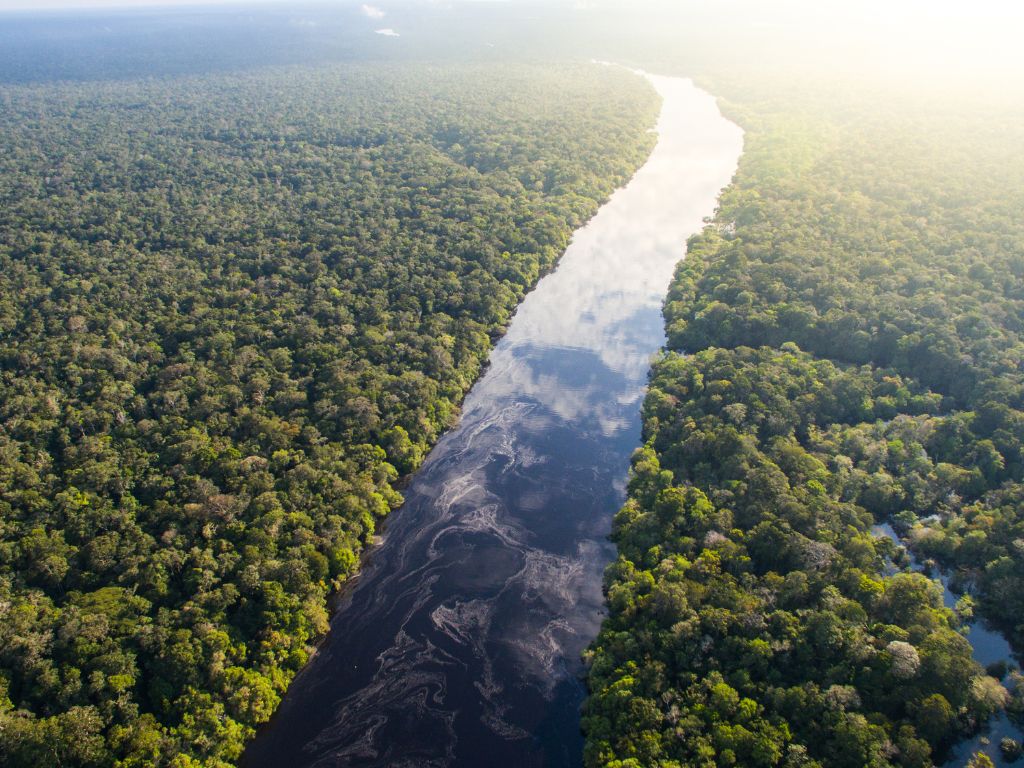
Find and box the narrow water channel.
[243,70,743,768]
[874,523,1023,766]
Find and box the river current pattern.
[244,71,744,768]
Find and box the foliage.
[584,85,1024,767]
[0,62,659,766]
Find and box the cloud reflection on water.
[243,71,743,768]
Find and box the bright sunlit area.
[1,3,1023,768]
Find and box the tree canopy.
[584,81,1024,768]
[0,61,659,766]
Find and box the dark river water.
[243,70,743,768]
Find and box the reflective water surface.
[243,71,743,768]
[874,523,1023,766]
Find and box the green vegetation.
[584,86,1024,767]
[0,62,659,766]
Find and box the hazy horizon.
[2,2,1024,768]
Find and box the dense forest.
[583,85,1024,767]
[0,62,659,766]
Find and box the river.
[243,70,744,767]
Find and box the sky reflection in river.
[243,71,743,768]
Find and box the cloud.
[375,28,400,37]
[361,4,385,19]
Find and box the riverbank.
[243,72,743,767]
[581,72,1024,768]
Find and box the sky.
[2,0,1022,17]
[0,0,285,8]
[2,0,1021,87]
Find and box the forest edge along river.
[242,67,744,767]
[242,64,1024,768]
